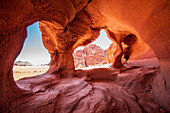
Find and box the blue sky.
[15,22,112,65]
[15,22,51,65]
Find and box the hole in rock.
[13,22,50,81]
[73,30,113,69]
[121,34,160,67]
[73,29,159,70]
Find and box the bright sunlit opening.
[13,22,50,80]
[15,22,51,66]
[74,29,112,52]
[73,29,113,69]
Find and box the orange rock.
[0,0,169,112]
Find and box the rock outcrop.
[0,0,169,113]
[73,49,86,68]
[73,44,107,68]
[14,61,32,66]
[84,44,107,67]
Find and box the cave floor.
[10,59,165,113]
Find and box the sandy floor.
[13,66,49,80]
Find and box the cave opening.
[13,22,50,81]
[73,29,113,69]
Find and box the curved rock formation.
[14,66,164,113]
[0,0,169,112]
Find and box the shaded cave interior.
[11,20,162,112]
[1,0,169,112]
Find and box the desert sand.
[13,66,49,80]
[13,64,111,81]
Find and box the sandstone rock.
[73,49,86,68]
[0,0,169,112]
[73,44,108,68]
[12,65,165,113]
[84,44,107,67]
[105,43,118,63]
[39,9,101,78]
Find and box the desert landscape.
[13,66,49,80]
[13,64,113,81]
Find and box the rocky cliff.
[73,44,107,68]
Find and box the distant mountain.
[41,63,50,66]
[14,61,32,66]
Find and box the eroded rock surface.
[0,0,169,112]
[73,44,107,68]
[12,65,165,113]
[84,44,107,67]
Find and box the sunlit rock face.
[105,43,118,63]
[84,44,107,67]
[73,44,107,68]
[0,0,169,112]
[73,49,86,68]
[39,9,101,77]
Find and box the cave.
[0,0,169,113]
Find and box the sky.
[15,22,112,65]
[15,22,51,65]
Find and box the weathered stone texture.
[73,44,107,68]
[0,0,169,112]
